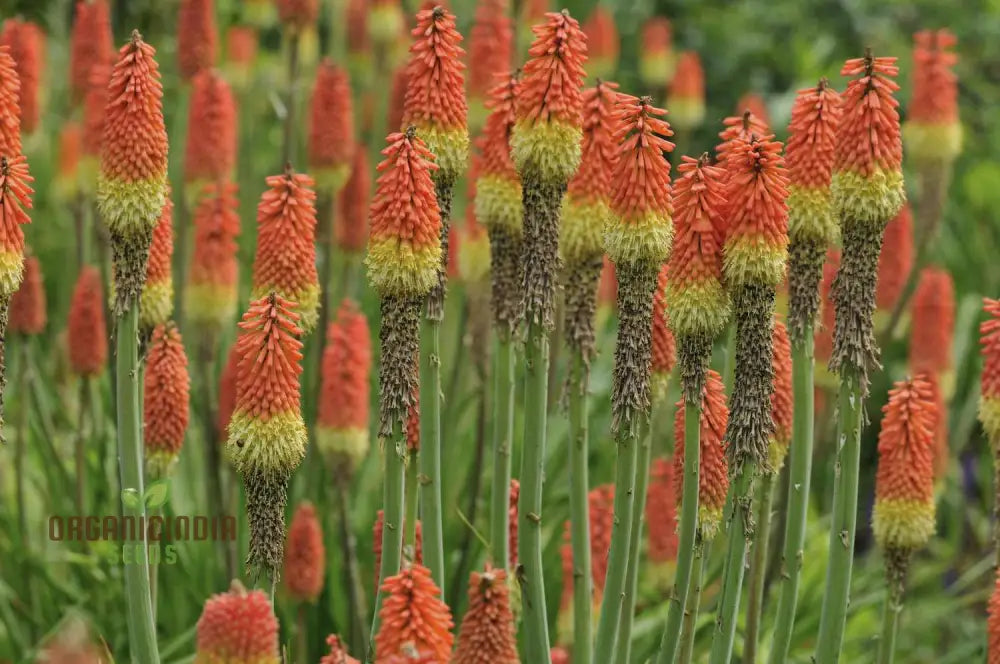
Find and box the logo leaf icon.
[121,488,141,510]
[144,481,170,509]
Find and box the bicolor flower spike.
[605,95,675,267]
[0,46,21,157]
[9,254,44,336]
[224,26,257,89]
[365,129,442,298]
[673,370,730,541]
[871,375,937,553]
[981,299,1000,442]
[909,267,955,378]
[70,0,113,105]
[284,501,326,603]
[904,30,961,164]
[0,156,34,297]
[651,264,677,403]
[876,204,913,311]
[0,20,41,135]
[375,563,455,662]
[638,17,674,88]
[187,181,240,330]
[512,10,588,184]
[309,60,354,193]
[452,566,519,664]
[467,0,512,129]
[401,6,469,182]
[583,6,619,80]
[178,0,218,80]
[184,69,237,191]
[317,299,372,475]
[336,147,371,254]
[67,266,108,377]
[140,197,175,333]
[251,168,320,334]
[668,52,705,131]
[194,581,280,664]
[831,52,905,225]
[143,324,190,480]
[769,319,793,469]
[561,80,619,266]
[475,72,522,237]
[80,65,111,191]
[97,31,169,241]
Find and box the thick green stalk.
[615,417,654,664]
[490,334,516,569]
[368,425,407,662]
[877,575,903,664]
[567,351,593,664]
[419,317,445,592]
[655,401,701,664]
[116,304,160,664]
[708,466,755,664]
[769,333,816,663]
[814,369,864,663]
[743,471,776,664]
[333,475,369,654]
[592,419,641,661]
[678,544,708,664]
[519,319,553,664]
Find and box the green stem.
[655,400,701,664]
[769,333,816,664]
[877,574,903,664]
[419,317,445,592]
[814,369,864,663]
[743,471,776,664]
[708,465,755,664]
[519,319,553,664]
[75,377,89,512]
[334,476,369,654]
[615,416,654,664]
[567,350,593,663]
[593,418,641,661]
[368,426,407,662]
[678,542,708,664]
[116,303,160,664]
[490,334,516,570]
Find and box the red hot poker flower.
[716,112,769,168]
[646,457,678,563]
[178,0,218,80]
[194,581,280,663]
[70,0,113,104]
[9,253,44,335]
[185,69,237,187]
[0,156,34,297]
[467,0,512,113]
[284,501,326,602]
[475,73,521,235]
[143,324,190,479]
[376,563,454,662]
[187,181,240,330]
[909,267,955,376]
[80,64,110,189]
[321,635,360,664]
[337,147,370,254]
[736,93,771,129]
[387,64,409,134]
[589,484,615,592]
[905,30,961,163]
[769,319,793,468]
[0,46,21,157]
[639,17,674,88]
[668,51,705,131]
[67,266,108,377]
[141,197,175,332]
[876,204,913,311]
[452,566,519,664]
[583,6,619,80]
[981,299,1000,442]
[651,264,677,401]
[309,60,355,192]
[0,20,41,134]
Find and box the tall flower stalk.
[816,52,905,662]
[400,6,469,592]
[709,133,789,664]
[594,95,674,661]
[655,153,729,664]
[559,78,619,662]
[96,30,168,664]
[770,78,841,663]
[510,11,587,661]
[364,127,442,658]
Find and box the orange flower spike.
[321,635,360,664]
[645,457,678,563]
[194,581,280,664]
[736,93,771,129]
[832,52,905,224]
[769,319,794,469]
[722,135,789,289]
[980,299,1000,442]
[673,369,729,540]
[277,0,319,32]
[651,264,677,402]
[605,96,675,267]
[67,266,108,377]
[668,51,705,131]
[346,0,370,57]
[79,64,110,191]
[54,121,83,201]
[187,181,240,330]
[904,30,961,164]
[0,20,41,134]
[375,563,455,662]
[401,6,469,181]
[909,267,955,377]
[70,0,113,105]
[309,60,355,193]
[452,566,519,664]
[475,72,522,236]
[467,0,512,129]
[9,254,44,336]
[97,31,169,242]
[317,299,372,473]
[876,204,913,312]
[716,111,769,168]
[583,6,619,80]
[814,250,840,366]
[365,129,442,298]
[143,324,191,479]
[871,375,937,553]
[512,9,588,184]
[0,46,21,157]
[284,501,326,602]
[224,25,258,89]
[989,570,1000,664]
[0,156,34,297]
[251,169,320,334]
[638,17,674,88]
[141,197,175,332]
[216,342,239,440]
[561,80,619,266]
[184,70,237,194]
[337,147,371,254]
[178,0,218,80]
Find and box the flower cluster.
[143,324,190,480]
[375,564,455,662]
[668,52,705,131]
[904,30,961,164]
[309,60,355,192]
[178,0,218,80]
[284,502,326,603]
[140,198,174,333]
[187,181,240,330]
[194,581,280,664]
